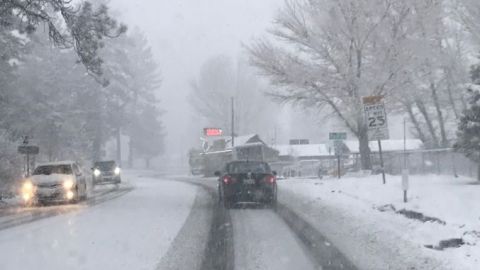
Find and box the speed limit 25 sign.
[363,96,389,141]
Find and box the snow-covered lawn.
[278,174,480,270]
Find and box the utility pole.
[402,117,409,203]
[231,97,235,147]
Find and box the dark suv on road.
[216,160,277,209]
[92,161,121,186]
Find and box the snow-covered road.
[232,209,316,270]
[0,172,197,270]
[4,171,450,270]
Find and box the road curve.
[168,176,356,270]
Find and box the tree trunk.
[128,137,133,168]
[92,120,103,162]
[430,83,448,147]
[445,74,459,119]
[358,126,372,170]
[145,158,150,169]
[415,99,439,148]
[460,94,467,113]
[477,163,480,181]
[405,102,427,144]
[116,127,122,167]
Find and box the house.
[273,144,334,162]
[342,139,424,154]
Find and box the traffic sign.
[329,132,347,179]
[289,139,310,145]
[18,145,39,155]
[329,132,347,141]
[363,96,388,184]
[363,96,389,141]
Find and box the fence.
[276,149,479,179]
[351,148,478,178]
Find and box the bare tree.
[248,0,414,169]
[397,0,470,148]
[189,55,275,136]
[456,0,480,43]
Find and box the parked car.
[216,160,277,209]
[21,161,88,205]
[92,160,121,186]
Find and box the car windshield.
[227,162,270,174]
[95,161,116,171]
[33,165,72,175]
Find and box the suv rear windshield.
[226,162,271,174]
[94,161,116,170]
[33,165,73,175]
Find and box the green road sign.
[18,145,39,155]
[329,132,347,141]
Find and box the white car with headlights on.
[92,160,121,186]
[21,161,88,205]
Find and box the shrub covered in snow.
[0,138,23,192]
[455,72,480,179]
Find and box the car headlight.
[63,179,74,190]
[114,167,121,175]
[93,169,101,177]
[22,181,33,191]
[21,181,35,201]
[66,191,74,200]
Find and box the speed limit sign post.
[363,96,389,184]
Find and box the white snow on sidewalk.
[278,174,480,270]
[0,171,197,270]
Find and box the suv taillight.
[264,175,276,184]
[223,175,235,184]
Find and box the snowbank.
[278,174,480,269]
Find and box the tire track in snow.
[156,187,212,270]
[167,176,356,270]
[162,177,234,270]
[275,203,357,270]
[231,208,317,270]
[0,185,133,231]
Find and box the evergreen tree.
[0,0,126,83]
[455,65,480,180]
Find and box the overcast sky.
[110,0,282,157]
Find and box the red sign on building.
[204,128,223,137]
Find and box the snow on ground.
[278,174,480,270]
[232,209,316,270]
[0,171,197,270]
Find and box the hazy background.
[109,1,285,161]
[108,0,406,169]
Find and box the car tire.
[267,192,278,209]
[223,197,233,209]
[218,185,223,204]
[81,183,88,201]
[29,200,41,207]
[71,186,80,204]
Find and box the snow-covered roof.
[343,139,423,153]
[273,144,333,157]
[232,134,262,147]
[36,160,76,166]
[206,134,266,152]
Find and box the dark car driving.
[216,160,277,209]
[92,160,121,186]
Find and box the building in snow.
[200,134,279,176]
[272,144,334,162]
[342,139,424,154]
